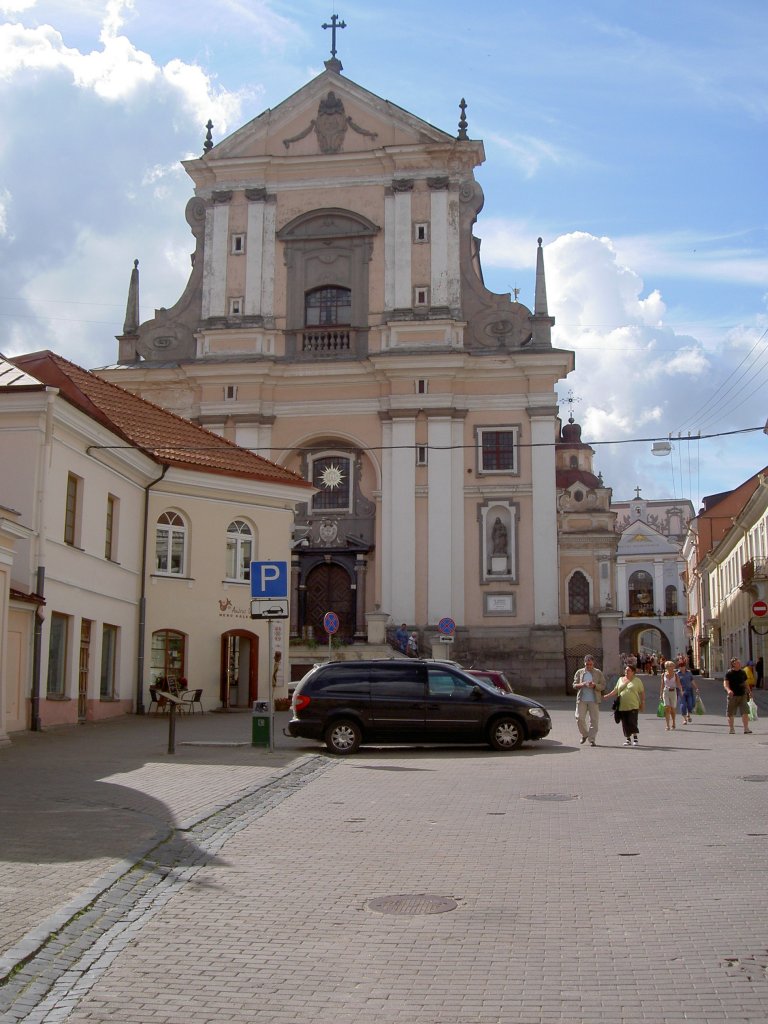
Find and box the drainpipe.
[136,465,168,714]
[30,390,56,731]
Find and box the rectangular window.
[64,473,80,546]
[100,624,118,699]
[416,379,428,394]
[413,286,429,307]
[413,222,430,243]
[47,612,69,696]
[231,233,245,254]
[225,385,238,401]
[416,445,428,466]
[477,427,519,474]
[229,297,243,315]
[105,494,117,560]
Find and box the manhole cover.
[742,775,768,783]
[367,894,458,915]
[524,793,579,802]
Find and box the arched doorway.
[619,624,670,665]
[220,630,259,709]
[305,562,355,639]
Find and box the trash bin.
[252,700,271,747]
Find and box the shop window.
[47,612,69,696]
[151,629,186,688]
[100,624,118,698]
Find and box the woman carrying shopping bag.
[604,664,645,747]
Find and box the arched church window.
[628,570,653,616]
[311,454,352,511]
[568,571,590,614]
[569,455,578,468]
[305,286,352,327]
[665,585,678,615]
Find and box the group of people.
[395,623,419,657]
[573,653,757,747]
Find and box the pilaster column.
[354,555,367,639]
[529,405,559,625]
[290,557,300,639]
[202,191,232,318]
[381,416,416,621]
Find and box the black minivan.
[287,659,551,754]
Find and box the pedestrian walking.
[677,658,698,724]
[573,654,606,746]
[660,660,683,730]
[604,663,645,746]
[724,657,753,735]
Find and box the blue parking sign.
[250,561,288,599]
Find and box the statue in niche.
[491,516,508,556]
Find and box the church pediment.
[203,71,462,164]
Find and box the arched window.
[151,629,185,687]
[628,570,653,615]
[311,454,352,511]
[665,585,678,615]
[305,286,352,327]
[568,571,590,614]
[569,455,578,468]
[155,511,186,575]
[226,520,253,581]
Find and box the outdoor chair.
[181,688,203,714]
[148,686,168,714]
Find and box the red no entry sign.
[752,600,768,617]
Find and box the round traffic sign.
[438,616,456,636]
[323,611,340,634]
[752,600,768,617]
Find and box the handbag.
[612,697,621,723]
[657,701,665,717]
[695,695,705,715]
[748,697,758,721]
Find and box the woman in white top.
[659,660,683,731]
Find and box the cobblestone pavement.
[1,676,767,1023]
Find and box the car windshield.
[454,668,500,694]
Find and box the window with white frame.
[416,445,428,466]
[155,511,187,575]
[311,454,352,511]
[229,297,243,315]
[477,427,519,474]
[226,520,253,581]
[231,233,245,255]
[413,222,430,243]
[225,384,238,401]
[413,286,429,307]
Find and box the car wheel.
[488,716,524,751]
[324,718,362,755]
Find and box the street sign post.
[250,561,288,599]
[323,611,339,661]
[438,616,456,636]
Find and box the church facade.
[100,55,574,691]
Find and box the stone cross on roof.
[322,13,346,58]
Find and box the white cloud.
[0,0,36,11]
[482,129,572,178]
[0,188,11,237]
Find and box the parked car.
[466,669,514,693]
[287,659,551,755]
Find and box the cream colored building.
[0,351,310,732]
[100,58,574,692]
[686,470,768,677]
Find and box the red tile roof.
[7,351,311,489]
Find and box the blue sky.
[0,0,765,507]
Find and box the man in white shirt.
[573,654,606,747]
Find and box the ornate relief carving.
[245,187,268,202]
[282,92,379,154]
[392,178,414,192]
[212,190,233,204]
[427,176,449,190]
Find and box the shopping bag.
[695,695,705,715]
[748,698,758,721]
[657,701,665,717]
